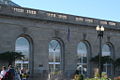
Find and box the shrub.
[85,77,111,80]
[74,74,84,80]
[114,76,120,80]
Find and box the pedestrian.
[22,72,29,80]
[3,65,15,80]
[0,66,7,80]
[15,68,21,80]
[21,69,29,80]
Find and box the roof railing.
[0,4,118,27]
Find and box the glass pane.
[56,64,60,72]
[77,42,87,63]
[49,40,61,72]
[83,65,87,75]
[77,42,87,58]
[102,44,112,76]
[49,64,53,72]
[77,42,87,76]
[102,44,110,56]
[15,37,29,70]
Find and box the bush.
[74,74,84,80]
[114,76,120,80]
[85,77,111,80]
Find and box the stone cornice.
[0,4,120,30]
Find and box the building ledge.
[0,4,120,30]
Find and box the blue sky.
[12,0,120,22]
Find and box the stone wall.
[0,4,120,80]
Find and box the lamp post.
[96,25,105,78]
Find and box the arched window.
[102,44,112,76]
[102,44,111,56]
[15,37,30,70]
[77,42,87,76]
[49,40,61,73]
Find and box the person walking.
[0,66,7,80]
[15,68,21,80]
[3,65,15,80]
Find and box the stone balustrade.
[0,4,119,29]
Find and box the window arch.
[102,43,113,76]
[77,42,88,76]
[15,36,31,71]
[48,40,61,73]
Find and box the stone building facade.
[0,4,120,80]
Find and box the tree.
[0,51,24,65]
[90,55,113,71]
[112,58,120,75]
[113,58,120,68]
[91,56,120,76]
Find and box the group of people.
[0,65,29,80]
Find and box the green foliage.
[74,74,84,80]
[90,55,113,64]
[85,72,111,80]
[113,58,120,68]
[90,55,99,64]
[94,71,100,78]
[0,51,24,65]
[90,55,113,71]
[91,55,120,75]
[85,77,111,80]
[114,76,120,80]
